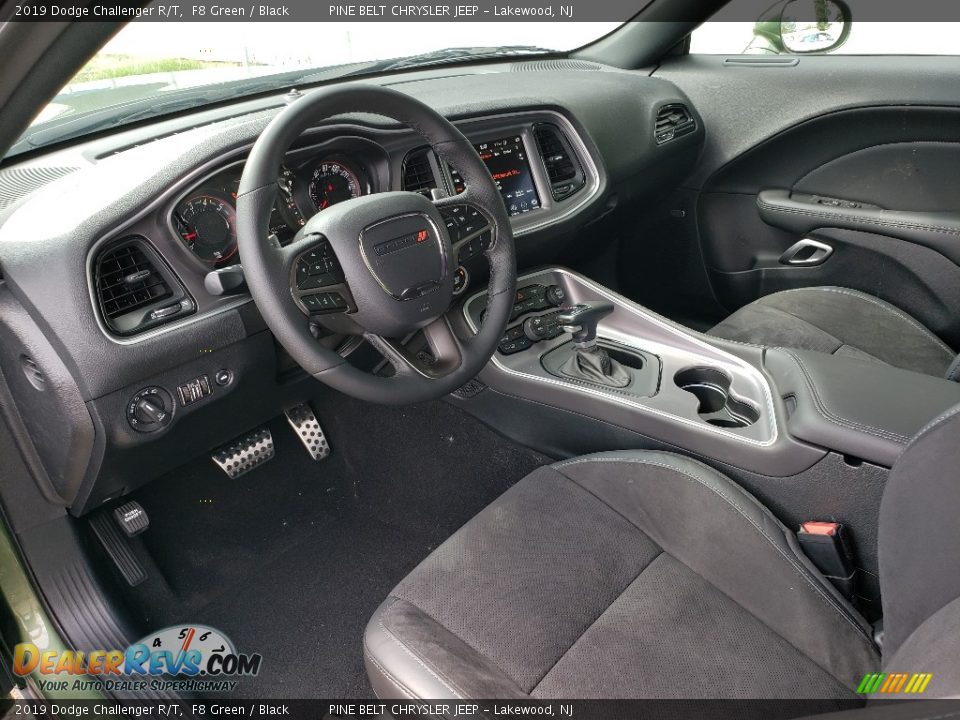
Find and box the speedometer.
[308,160,362,211]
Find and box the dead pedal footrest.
[284,403,331,461]
[212,427,275,479]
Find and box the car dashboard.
[0,61,704,514]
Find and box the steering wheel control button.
[296,239,344,292]
[214,369,234,387]
[301,292,348,314]
[440,203,490,245]
[126,386,174,432]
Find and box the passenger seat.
[708,286,958,379]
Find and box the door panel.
[654,56,960,346]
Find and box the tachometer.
[308,160,362,211]
[174,194,238,264]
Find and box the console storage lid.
[765,348,960,468]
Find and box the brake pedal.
[90,509,147,587]
[212,427,275,479]
[284,403,331,461]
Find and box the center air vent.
[93,237,194,336]
[655,104,696,145]
[533,123,585,201]
[402,148,437,196]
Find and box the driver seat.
[364,406,960,701]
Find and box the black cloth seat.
[364,409,960,702]
[708,286,955,378]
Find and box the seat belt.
[797,521,856,601]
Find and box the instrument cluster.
[172,154,373,267]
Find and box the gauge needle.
[184,232,197,241]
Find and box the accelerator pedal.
[212,426,274,479]
[90,506,147,587]
[284,403,331,461]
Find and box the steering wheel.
[236,85,516,405]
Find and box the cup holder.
[674,367,760,429]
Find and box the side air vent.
[533,123,586,201]
[655,104,697,145]
[0,165,80,211]
[93,237,194,336]
[402,148,438,196]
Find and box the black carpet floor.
[115,393,549,698]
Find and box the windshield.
[11,21,621,158]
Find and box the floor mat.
[117,393,549,698]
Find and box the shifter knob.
[556,301,615,347]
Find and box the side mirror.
[779,0,851,53]
[746,0,851,55]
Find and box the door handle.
[757,189,960,266]
[779,238,834,266]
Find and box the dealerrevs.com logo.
[12,625,262,694]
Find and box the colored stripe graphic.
[857,672,932,694]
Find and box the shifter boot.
[561,345,631,388]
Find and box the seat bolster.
[554,450,879,690]
[364,596,528,701]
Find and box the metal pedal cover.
[212,427,274,479]
[284,403,331,461]
[113,500,149,537]
[90,511,146,586]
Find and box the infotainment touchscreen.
[474,136,541,216]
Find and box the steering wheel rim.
[236,84,516,404]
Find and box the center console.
[461,268,815,476]
[459,268,960,477]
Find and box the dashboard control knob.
[452,266,469,296]
[545,284,566,307]
[522,316,547,341]
[126,387,173,433]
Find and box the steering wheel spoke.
[365,315,465,380]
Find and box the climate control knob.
[545,284,566,307]
[126,386,173,433]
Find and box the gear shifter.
[556,301,631,388]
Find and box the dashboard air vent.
[655,104,696,145]
[94,237,193,336]
[533,123,585,201]
[402,148,437,196]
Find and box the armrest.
[757,189,960,265]
[764,348,960,467]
